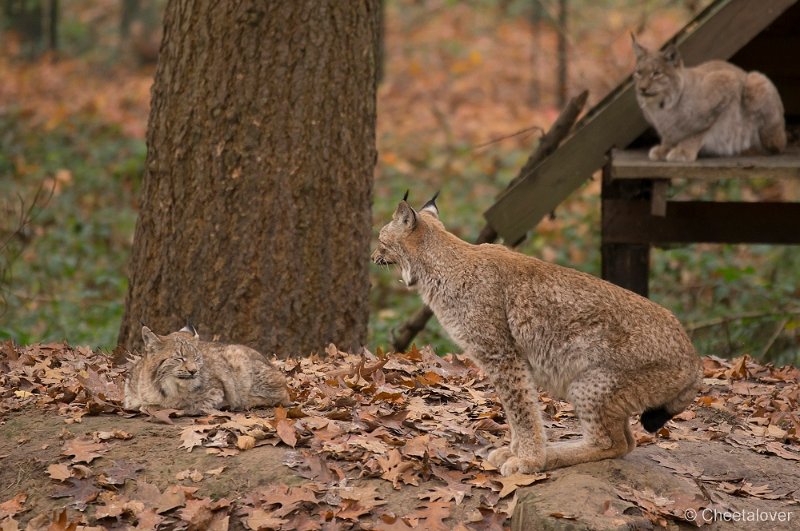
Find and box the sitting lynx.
[373,193,702,475]
[124,325,290,415]
[632,35,786,162]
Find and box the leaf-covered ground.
[1,342,799,530]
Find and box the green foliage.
[0,108,144,349]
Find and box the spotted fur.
[632,36,786,161]
[123,326,290,415]
[373,197,702,475]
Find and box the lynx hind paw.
[487,447,514,468]
[500,456,545,476]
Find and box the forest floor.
[1,342,798,530]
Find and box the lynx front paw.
[648,145,670,161]
[487,447,514,468]
[500,456,545,476]
[665,147,697,162]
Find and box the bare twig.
[686,309,800,333]
[472,124,545,151]
[1,182,54,316]
[759,317,790,359]
[390,90,589,353]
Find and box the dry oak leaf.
[255,484,318,518]
[25,508,82,531]
[132,481,163,510]
[377,449,418,489]
[409,501,452,531]
[50,479,101,509]
[132,508,163,531]
[47,463,72,482]
[179,498,217,529]
[245,508,288,531]
[270,406,298,447]
[96,460,143,486]
[155,485,188,514]
[93,497,145,519]
[180,426,209,452]
[61,437,105,464]
[336,485,388,521]
[0,493,27,519]
[494,472,548,498]
[764,441,800,461]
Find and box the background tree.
[118,0,380,357]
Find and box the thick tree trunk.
[118,1,379,358]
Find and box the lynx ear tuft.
[141,326,161,351]
[402,189,409,202]
[630,32,647,59]
[179,323,199,339]
[662,43,682,67]
[420,190,440,218]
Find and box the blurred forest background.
[1,0,798,364]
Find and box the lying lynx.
[124,325,290,415]
[373,193,702,475]
[632,35,786,162]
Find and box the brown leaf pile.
[1,340,799,529]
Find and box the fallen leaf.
[50,479,101,509]
[179,498,215,528]
[494,472,548,498]
[245,508,288,530]
[157,485,187,514]
[275,419,298,448]
[377,449,418,489]
[61,437,105,464]
[764,441,800,461]
[47,463,72,482]
[0,494,27,519]
[180,426,208,452]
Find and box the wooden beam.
[611,147,800,181]
[484,0,797,244]
[602,200,800,244]
[651,180,668,217]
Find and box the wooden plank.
[611,147,800,180]
[602,200,800,244]
[599,164,651,297]
[484,0,797,244]
[651,180,668,216]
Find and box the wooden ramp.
[483,0,798,245]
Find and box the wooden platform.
[601,148,800,297]
[611,147,800,180]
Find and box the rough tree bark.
[118,1,380,357]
